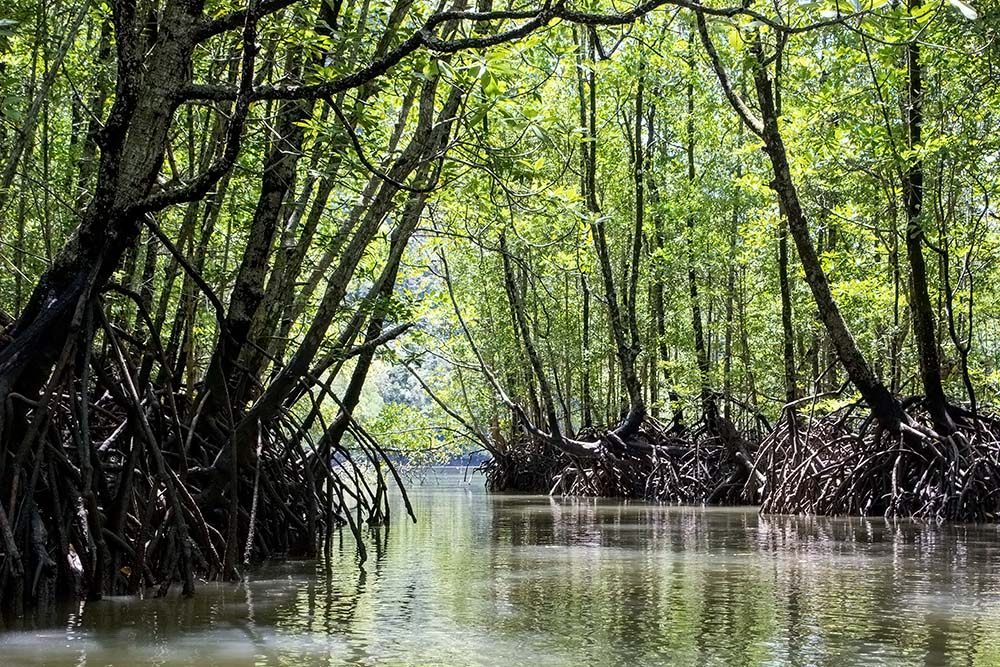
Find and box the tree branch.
[326,97,438,194]
[130,0,259,215]
[194,0,300,41]
[695,8,764,136]
[182,1,860,104]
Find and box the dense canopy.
[0,0,997,611]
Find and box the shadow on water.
[3,467,1000,666]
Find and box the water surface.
[3,467,1000,666]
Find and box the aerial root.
[483,414,763,504]
[0,302,404,612]
[754,399,1000,521]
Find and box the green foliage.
[1,0,998,469]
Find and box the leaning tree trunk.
[307,165,437,549]
[227,77,468,469]
[752,56,904,430]
[0,0,204,402]
[204,88,309,412]
[574,27,594,429]
[695,14,905,432]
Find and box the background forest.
[0,0,997,610]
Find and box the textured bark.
[204,90,309,409]
[775,49,797,405]
[231,78,466,463]
[0,0,203,398]
[627,61,645,353]
[574,27,594,429]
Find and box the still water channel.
[3,467,1000,666]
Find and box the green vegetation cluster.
[0,0,996,611]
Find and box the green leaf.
[468,103,488,126]
[482,72,502,98]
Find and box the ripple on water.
[4,472,1000,666]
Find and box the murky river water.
[3,468,1000,666]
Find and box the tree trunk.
[750,47,904,430]
[685,40,714,425]
[232,77,467,464]
[902,8,953,434]
[582,29,644,434]
[204,88,309,410]
[0,1,203,400]
[646,109,684,430]
[778,217,797,404]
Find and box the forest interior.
[0,0,998,614]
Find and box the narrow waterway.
[3,467,1000,666]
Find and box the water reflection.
[2,470,1000,666]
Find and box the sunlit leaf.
[947,0,978,19]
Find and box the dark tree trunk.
[0,1,202,400]
[685,42,714,425]
[750,51,904,430]
[232,78,467,464]
[315,164,435,464]
[582,30,644,435]
[775,46,797,406]
[902,10,953,434]
[581,274,593,428]
[501,237,565,444]
[778,218,797,404]
[695,14,907,432]
[646,110,684,430]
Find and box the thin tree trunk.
[315,161,437,463]
[685,36,714,425]
[0,0,93,229]
[902,5,953,433]
[646,108,683,429]
[583,30,644,434]
[775,45,797,406]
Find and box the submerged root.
[755,399,1000,522]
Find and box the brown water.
[3,467,1000,666]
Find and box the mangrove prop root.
[755,399,1000,522]
[0,307,396,613]
[483,411,765,505]
[486,398,1000,526]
